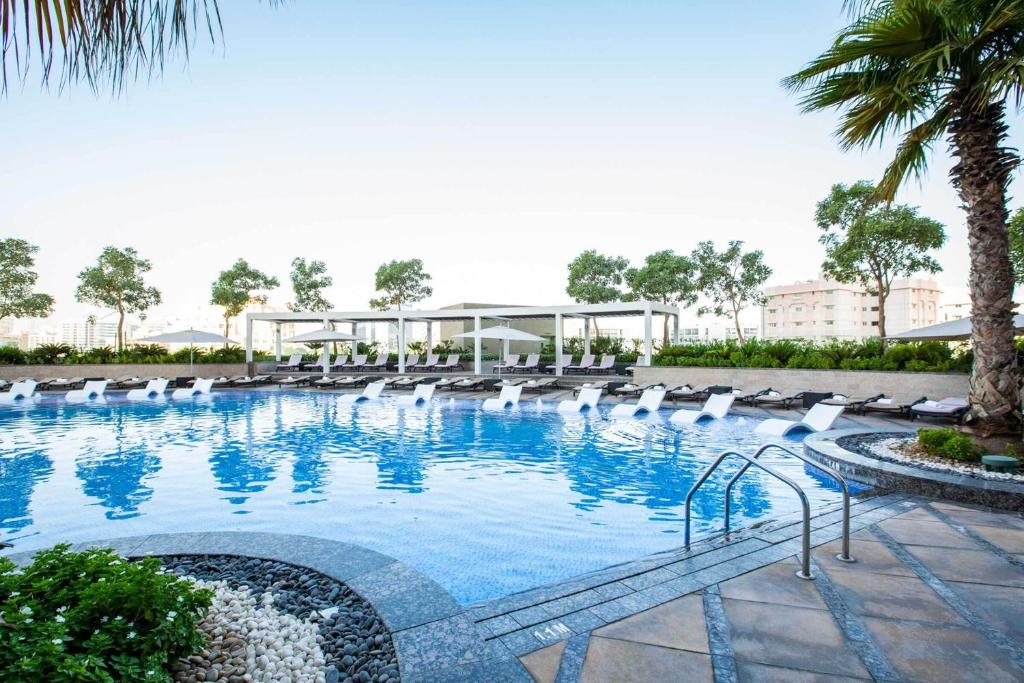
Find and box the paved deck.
[517,501,1024,683]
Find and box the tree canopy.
[692,240,771,345]
[75,246,161,350]
[369,259,432,311]
[0,238,54,322]
[625,250,698,344]
[566,250,629,304]
[289,258,333,312]
[816,181,945,340]
[210,259,279,338]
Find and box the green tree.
[368,259,433,311]
[625,250,698,345]
[1009,208,1024,285]
[692,241,772,346]
[785,0,1023,434]
[566,250,629,337]
[0,238,55,322]
[288,258,333,312]
[75,247,161,351]
[210,259,279,341]
[816,181,946,344]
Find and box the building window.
[871,321,878,326]
[794,322,803,327]
[825,320,834,325]
[793,306,803,312]
[825,305,834,310]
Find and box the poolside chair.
[625,357,649,375]
[172,378,214,399]
[402,354,421,370]
[566,354,595,374]
[669,393,735,425]
[755,403,845,436]
[573,380,609,396]
[820,393,885,411]
[338,380,386,404]
[546,354,573,374]
[668,384,702,402]
[339,355,367,370]
[231,375,272,386]
[909,397,969,423]
[513,354,540,373]
[491,378,524,390]
[329,355,350,371]
[111,375,145,389]
[66,380,108,403]
[397,383,436,406]
[557,387,602,413]
[441,377,484,391]
[46,377,86,391]
[482,385,523,410]
[587,355,616,374]
[364,355,390,371]
[126,378,170,400]
[334,376,372,388]
[615,382,664,398]
[0,380,37,402]
[212,376,246,387]
[492,354,520,373]
[520,377,559,393]
[437,354,462,372]
[273,376,310,387]
[276,354,303,371]
[303,356,330,372]
[312,376,339,388]
[751,390,805,409]
[611,388,667,418]
[414,354,439,372]
[858,396,923,417]
[390,376,427,390]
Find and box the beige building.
[762,276,941,341]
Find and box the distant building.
[942,302,972,322]
[61,320,120,349]
[762,276,941,342]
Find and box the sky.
[2,0,1022,331]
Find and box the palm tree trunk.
[950,101,1021,436]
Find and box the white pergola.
[245,301,681,376]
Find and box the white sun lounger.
[276,353,303,371]
[754,403,845,436]
[0,379,37,402]
[610,388,667,418]
[339,380,386,404]
[126,378,170,400]
[556,387,603,413]
[172,378,214,400]
[482,385,523,410]
[670,393,735,424]
[66,380,108,402]
[397,383,436,406]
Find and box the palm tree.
[785,0,1023,436]
[0,1,278,93]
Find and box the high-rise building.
[762,276,941,342]
[61,320,120,349]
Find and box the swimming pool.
[0,391,863,604]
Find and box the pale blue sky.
[2,0,1021,326]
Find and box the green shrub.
[0,346,27,365]
[0,544,212,682]
[918,427,958,452]
[917,427,982,462]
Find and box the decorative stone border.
[4,532,531,683]
[805,428,1024,512]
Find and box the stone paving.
[517,501,1024,683]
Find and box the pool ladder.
[683,443,855,580]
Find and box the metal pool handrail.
[684,449,815,580]
[724,443,855,564]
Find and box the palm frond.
[876,106,951,200]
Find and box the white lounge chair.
[909,397,969,423]
[546,354,573,374]
[0,380,37,402]
[338,380,386,404]
[126,378,170,400]
[587,355,616,374]
[276,353,303,371]
[437,354,462,372]
[670,393,735,424]
[556,387,603,413]
[611,388,667,418]
[329,355,350,370]
[754,403,845,436]
[397,383,436,406]
[482,385,523,410]
[341,354,368,370]
[566,354,595,373]
[172,378,214,400]
[492,354,520,373]
[66,380,108,402]
[512,354,540,373]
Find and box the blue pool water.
[0,391,863,604]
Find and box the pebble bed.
[161,555,400,683]
[840,433,1024,483]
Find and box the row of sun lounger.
[274,353,465,373]
[0,377,215,403]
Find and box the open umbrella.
[284,328,362,377]
[886,314,1024,341]
[453,326,542,375]
[140,328,237,375]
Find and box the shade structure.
[886,315,1024,342]
[452,326,543,342]
[139,328,237,375]
[284,329,362,377]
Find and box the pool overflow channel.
[684,443,856,580]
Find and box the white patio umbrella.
[453,326,543,375]
[283,329,361,377]
[886,314,1024,342]
[140,328,237,375]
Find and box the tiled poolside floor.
[518,501,1024,683]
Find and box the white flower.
[101,616,109,623]
[51,638,62,645]
[97,578,105,583]
[19,606,32,615]
[9,592,19,597]
[166,610,177,621]
[127,631,136,639]
[114,616,123,621]
[78,572,86,578]
[56,606,67,613]
[55,615,65,623]
[176,596,184,603]
[24,618,33,623]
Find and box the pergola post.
[473,315,482,375]
[352,321,358,358]
[321,317,330,377]
[583,318,591,356]
[555,313,564,376]
[397,316,406,373]
[672,312,680,345]
[274,323,282,361]
[426,321,433,356]
[502,321,510,361]
[245,316,254,363]
[643,302,653,366]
